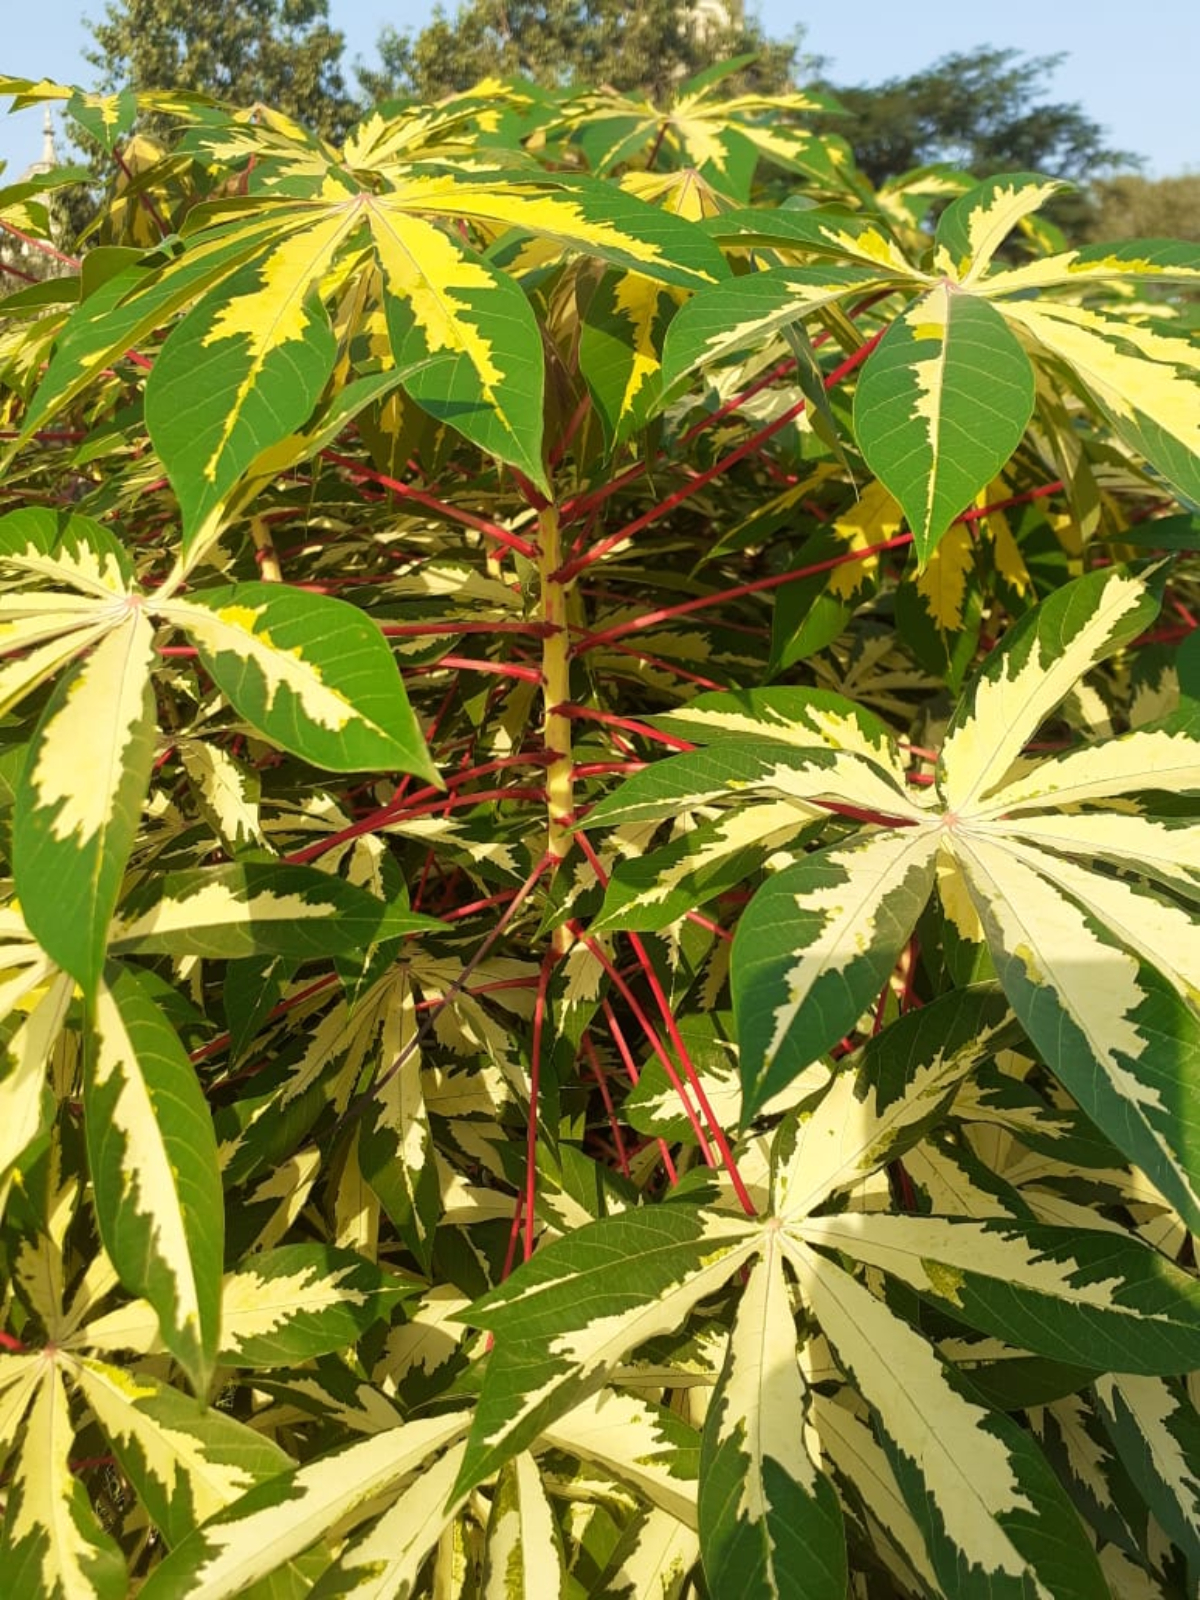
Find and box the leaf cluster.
[0,68,1197,1600]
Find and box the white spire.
[18,110,60,182]
[41,109,58,170]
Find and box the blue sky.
[3,0,1197,182]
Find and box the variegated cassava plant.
[0,64,1197,1599]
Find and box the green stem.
[538,503,574,877]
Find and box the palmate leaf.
[145,223,349,549]
[947,833,1200,1231]
[931,172,1073,285]
[482,1451,566,1600]
[1,1368,127,1600]
[938,564,1163,812]
[581,739,922,832]
[780,1237,1106,1600]
[216,1243,414,1367]
[158,583,435,778]
[770,986,1013,1222]
[650,685,910,788]
[138,1411,471,1600]
[86,966,224,1394]
[68,1356,296,1548]
[307,1439,469,1600]
[1001,298,1200,508]
[109,862,442,961]
[734,824,940,1121]
[1093,1374,1200,1570]
[16,153,727,515]
[540,1388,699,1527]
[453,1206,760,1496]
[699,1241,845,1600]
[14,608,157,993]
[799,1212,1200,1375]
[852,282,1035,565]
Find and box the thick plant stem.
[539,503,574,884]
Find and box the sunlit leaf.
[853,283,1035,565]
[86,966,224,1393]
[700,1241,845,1599]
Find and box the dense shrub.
[0,70,1197,1598]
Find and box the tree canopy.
[358,0,801,104]
[818,47,1138,188]
[85,0,359,141]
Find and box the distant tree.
[820,47,1139,189]
[85,0,360,142]
[1085,171,1200,243]
[358,0,802,106]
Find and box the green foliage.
[361,0,800,105]
[0,66,1197,1600]
[84,0,358,141]
[820,46,1138,188]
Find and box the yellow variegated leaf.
[308,1440,469,1600]
[652,688,910,791]
[0,507,134,598]
[483,1451,565,1600]
[1002,299,1200,503]
[700,1237,845,1599]
[138,1412,471,1600]
[780,1235,1105,1600]
[975,723,1200,814]
[541,1388,699,1528]
[932,173,1073,284]
[145,212,355,545]
[591,799,815,934]
[0,971,73,1182]
[179,741,265,852]
[939,565,1159,814]
[0,1355,42,1475]
[996,812,1200,896]
[367,202,547,488]
[86,967,224,1394]
[1,1366,126,1599]
[772,987,1011,1221]
[69,1356,295,1547]
[0,622,117,722]
[734,823,940,1117]
[812,1394,940,1597]
[598,1505,699,1600]
[799,1211,1200,1373]
[456,1207,760,1495]
[158,585,434,777]
[976,828,1200,1001]
[68,1297,162,1358]
[981,239,1200,299]
[1094,1374,1200,1568]
[14,606,157,991]
[852,281,1035,564]
[948,829,1200,1230]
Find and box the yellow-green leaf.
[86,966,224,1394]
